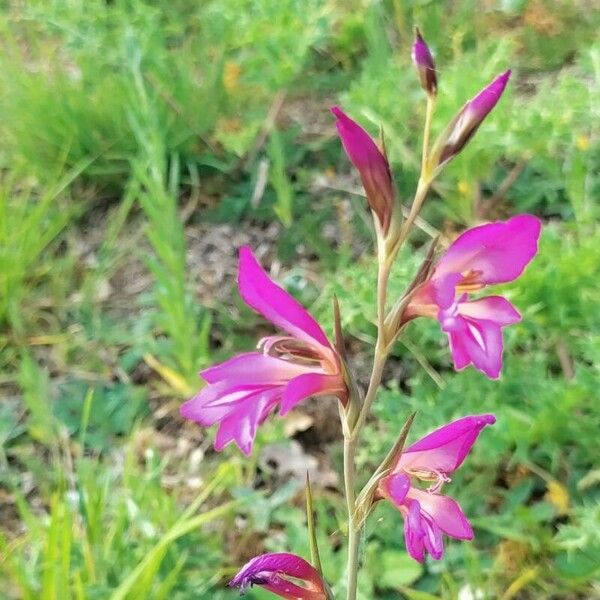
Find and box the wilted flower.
[404,214,541,378]
[431,70,511,168]
[180,246,346,455]
[229,552,327,599]
[412,27,437,95]
[378,414,496,562]
[331,106,396,235]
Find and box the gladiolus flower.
[180,246,346,456]
[412,27,437,95]
[331,106,395,235]
[378,414,496,562]
[405,214,541,378]
[432,70,511,167]
[229,552,328,599]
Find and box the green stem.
[343,435,359,599]
[343,261,390,599]
[342,91,438,600]
[421,94,435,171]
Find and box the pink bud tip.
[411,27,437,95]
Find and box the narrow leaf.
[305,474,323,576]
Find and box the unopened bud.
[331,106,396,235]
[412,28,437,96]
[430,69,511,169]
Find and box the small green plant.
[126,40,211,387]
[0,168,86,335]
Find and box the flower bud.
[331,106,395,235]
[412,27,437,96]
[229,552,327,599]
[431,70,511,169]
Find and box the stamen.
[456,269,484,293]
[259,336,326,367]
[407,468,451,493]
[427,470,451,493]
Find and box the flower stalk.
[184,27,539,600]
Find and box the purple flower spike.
[412,27,437,95]
[229,552,327,599]
[405,214,541,378]
[180,246,346,456]
[331,106,395,234]
[378,415,496,563]
[434,70,511,167]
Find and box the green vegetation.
[1,1,598,598]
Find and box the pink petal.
[280,372,343,415]
[201,352,310,385]
[238,246,330,348]
[430,272,463,309]
[407,488,473,540]
[457,296,521,326]
[379,472,411,507]
[180,381,273,426]
[434,215,541,285]
[404,499,426,563]
[446,317,504,379]
[421,512,444,560]
[399,414,496,475]
[263,577,327,600]
[446,330,471,371]
[213,388,280,455]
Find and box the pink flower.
[433,70,511,167]
[412,27,437,95]
[229,552,327,599]
[405,214,541,378]
[378,414,496,563]
[331,106,395,234]
[180,246,345,456]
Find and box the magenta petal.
[446,317,504,379]
[430,272,463,309]
[238,246,330,348]
[200,352,309,385]
[447,330,471,371]
[381,472,411,507]
[404,499,426,563]
[458,296,521,325]
[213,388,280,455]
[408,488,474,540]
[229,552,326,599]
[280,372,342,415]
[399,414,496,474]
[434,214,542,285]
[421,513,444,560]
[180,381,272,426]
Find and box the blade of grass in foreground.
[110,499,240,600]
[110,468,242,600]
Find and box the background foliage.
[0,1,598,598]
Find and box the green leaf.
[368,546,423,590]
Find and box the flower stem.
[343,434,359,599]
[421,94,435,171]
[342,92,437,600]
[343,259,391,599]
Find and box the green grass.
[1,1,599,598]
